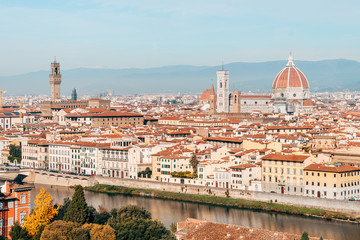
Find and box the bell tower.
[49,57,62,102]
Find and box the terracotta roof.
[304,99,315,107]
[205,137,243,143]
[230,164,256,169]
[262,153,309,162]
[304,163,360,173]
[200,88,216,101]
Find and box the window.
[8,217,13,227]
[8,201,13,208]
[20,211,27,225]
[20,193,26,204]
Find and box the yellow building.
[304,163,360,200]
[261,153,312,195]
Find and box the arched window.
[220,82,222,88]
[234,95,237,103]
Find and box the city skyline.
[0,0,359,75]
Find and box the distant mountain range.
[1,59,360,96]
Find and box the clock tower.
[49,58,62,102]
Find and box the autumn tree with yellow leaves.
[23,188,59,237]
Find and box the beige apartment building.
[304,163,360,200]
[21,140,49,169]
[261,153,313,195]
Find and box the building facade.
[304,163,360,200]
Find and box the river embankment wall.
[2,170,359,216]
[92,176,360,216]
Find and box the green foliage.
[82,223,116,240]
[189,155,199,173]
[64,185,90,224]
[40,220,82,240]
[300,232,309,240]
[138,167,152,178]
[9,222,31,240]
[41,220,116,240]
[108,205,175,240]
[320,237,323,240]
[8,144,22,163]
[93,210,111,225]
[54,197,70,221]
[169,222,177,233]
[170,171,197,179]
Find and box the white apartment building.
[214,168,231,188]
[229,164,261,190]
[80,143,104,175]
[71,145,81,174]
[0,113,35,130]
[100,146,130,178]
[21,140,48,169]
[49,142,72,172]
[0,137,9,152]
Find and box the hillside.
[1,59,360,95]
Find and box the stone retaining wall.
[93,176,360,215]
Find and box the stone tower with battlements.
[49,58,62,102]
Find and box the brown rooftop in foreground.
[176,218,326,240]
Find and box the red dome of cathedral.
[272,54,309,89]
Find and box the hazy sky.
[0,0,359,75]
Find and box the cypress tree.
[300,232,309,240]
[64,185,90,224]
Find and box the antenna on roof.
[54,56,57,63]
[222,61,224,70]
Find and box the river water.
[30,184,360,240]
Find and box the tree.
[40,220,81,240]
[189,155,199,173]
[64,185,90,224]
[82,223,116,240]
[54,197,70,221]
[40,221,115,240]
[108,205,175,240]
[8,144,22,164]
[300,232,310,240]
[9,222,31,240]
[93,210,111,225]
[138,167,152,178]
[169,223,177,233]
[23,188,59,237]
